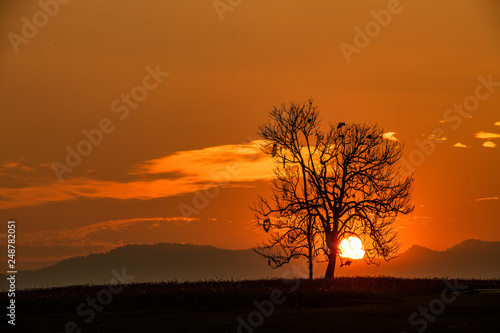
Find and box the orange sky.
[1,0,499,270]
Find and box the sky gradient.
[1,0,499,270]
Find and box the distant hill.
[337,239,500,279]
[1,243,286,290]
[1,239,499,290]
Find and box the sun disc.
[339,236,365,260]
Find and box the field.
[3,277,500,332]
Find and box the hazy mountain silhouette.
[2,243,285,290]
[2,239,499,290]
[337,239,500,279]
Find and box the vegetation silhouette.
[253,99,414,278]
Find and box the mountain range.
[336,239,500,278]
[1,239,499,290]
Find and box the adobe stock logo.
[52,64,169,181]
[236,265,304,333]
[340,0,408,64]
[178,135,259,223]
[400,279,467,333]
[57,267,135,333]
[213,0,243,21]
[399,74,499,177]
[7,0,71,54]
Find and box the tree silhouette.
[253,100,414,278]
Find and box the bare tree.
[253,100,414,278]
[254,165,323,279]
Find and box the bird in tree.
[253,99,414,279]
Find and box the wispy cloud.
[482,141,497,148]
[475,131,500,140]
[453,142,469,148]
[494,121,500,126]
[0,141,274,209]
[475,196,499,202]
[383,132,398,141]
[132,140,273,182]
[19,216,198,247]
[429,134,446,142]
[0,160,36,174]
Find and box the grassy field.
[3,277,500,332]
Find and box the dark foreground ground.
[2,277,500,332]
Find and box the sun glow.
[339,236,365,260]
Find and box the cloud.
[383,132,398,141]
[453,143,469,148]
[482,141,497,148]
[0,177,203,209]
[429,134,446,142]
[494,122,500,126]
[0,141,274,209]
[475,196,499,202]
[475,131,500,139]
[132,140,273,183]
[18,216,198,247]
[0,160,36,173]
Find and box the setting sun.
[339,236,365,260]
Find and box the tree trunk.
[324,246,337,278]
[308,255,313,279]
